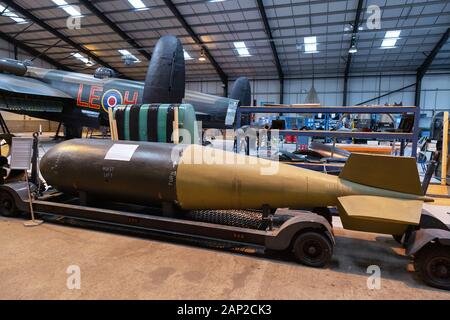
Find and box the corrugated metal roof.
[0,0,448,81]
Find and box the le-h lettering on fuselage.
[76,83,140,113]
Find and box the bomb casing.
[40,139,430,235]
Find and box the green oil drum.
[113,104,198,144]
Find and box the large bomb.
[40,139,431,235]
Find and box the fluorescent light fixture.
[52,0,82,17]
[71,53,94,66]
[183,49,193,61]
[0,4,27,23]
[209,0,227,2]
[233,42,251,57]
[381,30,401,49]
[304,36,318,53]
[118,49,141,64]
[127,0,147,10]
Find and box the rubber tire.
[0,191,18,217]
[292,231,333,268]
[415,244,450,290]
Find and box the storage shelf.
[238,106,417,115]
[234,105,420,157]
[279,130,413,140]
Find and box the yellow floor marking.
[429,197,450,206]
[427,184,450,196]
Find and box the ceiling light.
[52,0,82,17]
[71,53,94,66]
[183,49,193,61]
[381,30,401,49]
[199,49,206,62]
[233,42,251,57]
[127,0,148,10]
[349,36,358,54]
[0,4,27,24]
[304,36,318,53]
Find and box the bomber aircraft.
[0,35,251,138]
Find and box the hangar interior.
[0,0,450,300]
[0,0,449,128]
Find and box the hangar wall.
[186,73,450,116]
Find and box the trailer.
[0,182,449,290]
[403,210,450,290]
[0,181,335,268]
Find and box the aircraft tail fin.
[229,77,251,106]
[339,153,423,196]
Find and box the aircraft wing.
[0,73,71,113]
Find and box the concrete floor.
[1,214,450,300]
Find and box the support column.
[280,77,284,104]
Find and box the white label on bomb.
[104,144,139,161]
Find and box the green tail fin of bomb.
[339,153,423,196]
[337,195,423,234]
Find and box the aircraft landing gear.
[64,124,83,139]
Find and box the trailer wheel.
[0,191,18,217]
[292,231,333,268]
[415,244,450,290]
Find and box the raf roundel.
[101,89,123,112]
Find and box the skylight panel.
[381,30,401,49]
[118,49,141,64]
[52,0,82,17]
[0,4,27,23]
[71,53,94,66]
[183,50,193,61]
[128,0,147,10]
[233,42,251,57]
[304,36,318,53]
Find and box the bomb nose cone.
[40,139,82,188]
[40,139,183,205]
